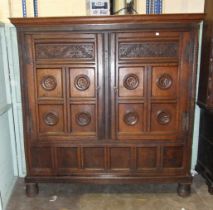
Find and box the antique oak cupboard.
[10,14,203,197]
[196,0,213,194]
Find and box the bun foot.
[26,183,39,197]
[177,183,191,197]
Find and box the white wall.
[0,0,205,22]
[0,24,17,210]
[164,0,204,13]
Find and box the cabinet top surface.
[10,14,204,27]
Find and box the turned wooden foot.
[26,183,39,197]
[177,183,191,197]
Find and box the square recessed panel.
[136,147,157,169]
[38,104,64,133]
[110,147,131,169]
[151,103,177,132]
[118,103,144,133]
[119,67,144,97]
[37,69,63,98]
[56,147,78,169]
[31,147,52,168]
[83,147,105,169]
[151,66,178,98]
[70,68,95,98]
[163,146,183,168]
[71,104,96,134]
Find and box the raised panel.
[151,103,177,132]
[37,68,63,98]
[136,147,157,169]
[163,146,183,168]
[151,66,178,98]
[119,67,144,97]
[82,147,105,169]
[56,147,78,169]
[118,103,144,134]
[38,104,64,133]
[110,147,131,170]
[70,104,96,134]
[70,68,95,98]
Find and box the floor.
[6,175,213,210]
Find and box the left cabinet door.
[21,33,105,142]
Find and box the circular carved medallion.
[74,74,90,91]
[157,111,171,125]
[123,112,139,126]
[157,74,173,90]
[123,74,139,90]
[43,112,59,126]
[41,75,57,91]
[76,112,91,126]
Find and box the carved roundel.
[123,112,139,126]
[41,75,57,91]
[76,112,91,126]
[157,73,173,90]
[157,110,171,125]
[74,74,90,91]
[43,112,59,126]
[123,74,139,90]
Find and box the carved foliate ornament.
[124,111,139,126]
[157,73,173,90]
[76,112,91,126]
[36,43,95,60]
[74,74,90,91]
[123,74,139,90]
[157,111,171,125]
[41,75,57,91]
[119,42,178,58]
[43,112,59,126]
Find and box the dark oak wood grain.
[10,14,203,197]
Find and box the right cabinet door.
[110,31,194,142]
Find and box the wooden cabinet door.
[110,31,194,141]
[23,33,104,142]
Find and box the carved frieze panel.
[35,43,95,60]
[119,41,178,59]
